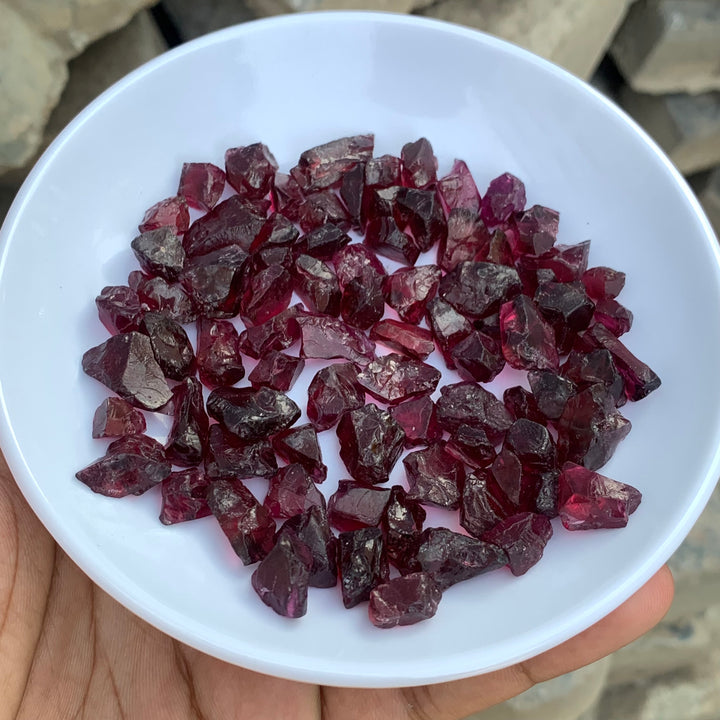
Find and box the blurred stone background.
[1,1,719,718]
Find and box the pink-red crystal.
[404,443,465,510]
[356,353,440,405]
[248,350,305,392]
[482,512,553,576]
[160,467,211,525]
[480,173,526,226]
[272,423,327,483]
[369,572,442,629]
[225,143,278,199]
[400,138,437,189]
[328,480,392,532]
[196,317,244,389]
[306,362,365,432]
[263,463,326,519]
[337,527,389,608]
[369,319,435,361]
[499,295,559,371]
[139,196,189,234]
[383,265,441,325]
[178,161,226,211]
[92,397,146,438]
[437,159,481,213]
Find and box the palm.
[0,455,674,720]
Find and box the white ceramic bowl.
[1,12,719,688]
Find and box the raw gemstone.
[293,254,342,316]
[180,261,244,318]
[490,447,538,510]
[410,527,508,590]
[294,134,374,191]
[138,196,189,234]
[504,418,556,471]
[425,297,473,368]
[486,228,515,266]
[339,162,364,229]
[272,423,327,483]
[139,311,195,381]
[400,137,437,189]
[131,227,186,282]
[207,478,276,564]
[271,171,305,222]
[280,506,338,587]
[499,295,559,371]
[306,362,365,431]
[369,572,442,629]
[450,330,506,383]
[460,471,511,538]
[356,353,441,404]
[439,261,522,319]
[482,512,553,576]
[166,377,209,466]
[298,191,351,233]
[404,443,465,510]
[340,267,385,330]
[207,386,301,442]
[178,161,226,211]
[558,462,641,531]
[534,281,595,354]
[248,350,305,392]
[204,424,277,480]
[296,223,352,260]
[240,263,293,326]
[513,205,560,256]
[503,386,547,424]
[528,370,576,420]
[249,212,299,253]
[437,159,481,213]
[251,533,312,618]
[76,434,171,497]
[395,187,447,252]
[160,467,212,525]
[535,470,560,518]
[369,319,435,361]
[582,266,626,300]
[541,241,592,282]
[238,304,304,359]
[364,216,419,265]
[334,243,387,288]
[196,318,245,389]
[225,143,278,199]
[365,154,401,189]
[436,381,513,443]
[446,425,496,469]
[593,299,633,336]
[336,404,405,485]
[337,527,389,608]
[132,274,198,324]
[82,332,172,411]
[92,397,146,438]
[437,208,491,272]
[561,349,625,407]
[383,265,441,325]
[382,485,426,572]
[95,285,144,334]
[556,384,632,470]
[480,173,526,226]
[389,398,442,452]
[263,463,326,519]
[298,315,376,365]
[328,480,392,532]
[362,185,402,227]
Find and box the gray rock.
[163,0,258,40]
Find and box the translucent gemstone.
[541,241,591,282]
[180,261,244,319]
[96,285,144,334]
[263,463,326,519]
[593,299,633,336]
[238,303,304,359]
[339,162,364,229]
[439,261,522,319]
[178,161,226,211]
[382,485,426,572]
[82,332,173,411]
[480,173,526,226]
[160,467,211,525]
[248,350,305,392]
[437,159,481,213]
[362,185,403,228]
[206,386,301,441]
[293,254,342,316]
[528,370,576,420]
[131,227,186,282]
[365,155,401,189]
[482,512,553,576]
[340,267,385,330]
[437,208,490,272]
[249,212,299,253]
[196,317,245,389]
[207,478,276,564]
[328,480,392,532]
[306,362,365,431]
[582,266,626,300]
[337,527,389,608]
[490,447,537,510]
[356,353,441,405]
[436,381,513,443]
[369,319,435,361]
[513,205,560,256]
[139,196,189,234]
[384,265,441,325]
[486,228,515,266]
[280,506,338,588]
[395,187,447,252]
[296,223,352,260]
[271,171,305,222]
[364,216,419,265]
[166,377,209,466]
[225,143,278,199]
[504,418,556,472]
[272,423,327,483]
[534,281,595,354]
[204,424,277,480]
[499,295,559,371]
[503,386,547,424]
[336,404,405,485]
[92,397,146,438]
[446,424,496,469]
[460,471,511,538]
[132,274,198,324]
[390,396,442,448]
[425,298,473,369]
[535,470,560,518]
[298,315,376,364]
[333,243,387,288]
[298,191,351,233]
[369,572,442,629]
[561,349,625,407]
[450,330,506,383]
[139,311,195,381]
[404,443,465,510]
[240,264,293,326]
[400,137,437,189]
[294,134,374,192]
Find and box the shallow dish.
[1,12,719,688]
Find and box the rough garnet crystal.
[369,572,442,629]
[207,478,276,565]
[272,423,327,483]
[384,265,441,325]
[388,396,441,449]
[341,267,385,330]
[298,190,351,233]
[251,533,312,618]
[482,512,553,576]
[336,404,405,485]
[337,527,389,608]
[294,134,374,192]
[486,228,515,266]
[356,353,441,405]
[178,161,226,211]
[249,212,299,253]
[362,185,402,227]
[382,485,426,571]
[561,349,625,407]
[436,381,513,443]
[225,143,278,199]
[166,377,209,466]
[293,254,342,316]
[92,397,146,438]
[541,241,592,282]
[131,227,186,282]
[306,362,365,432]
[460,471,511,538]
[490,447,537,510]
[298,315,376,365]
[437,159,481,213]
[138,196,189,234]
[480,173,526,226]
[139,311,195,381]
[500,295,559,371]
[328,480,392,532]
[504,418,556,471]
[180,260,244,319]
[513,205,560,256]
[440,261,522,319]
[425,297,473,368]
[240,264,293,326]
[296,223,352,260]
[535,470,560,518]
[364,216,419,266]
[238,304,303,359]
[263,463,326,519]
[438,208,491,272]
[190,243,250,269]
[451,330,506,383]
[340,162,364,229]
[534,281,595,354]
[411,527,508,590]
[593,298,633,337]
[478,310,507,340]
[196,318,244,389]
[447,424,496,469]
[365,154,401,189]
[248,350,305,392]
[503,385,547,424]
[558,462,641,531]
[369,319,435,361]
[271,171,304,222]
[582,266,626,300]
[400,137,437,189]
[204,424,277,481]
[280,506,338,588]
[96,285,144,334]
[404,443,465,510]
[395,187,447,252]
[82,332,172,411]
[528,370,576,420]
[132,274,198,324]
[333,243,387,288]
[160,467,211,525]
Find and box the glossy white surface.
[1,12,719,687]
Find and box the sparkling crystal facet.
[369,572,442,629]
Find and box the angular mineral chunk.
[388,396,442,449]
[362,185,403,227]
[92,397,146,438]
[307,362,365,432]
[504,418,556,472]
[298,190,351,233]
[272,423,327,483]
[437,208,490,272]
[240,263,293,326]
[328,480,392,532]
[383,265,441,325]
[139,196,189,234]
[356,353,440,405]
[160,467,212,525]
[535,469,560,518]
[582,266,626,300]
[204,424,277,480]
[482,512,553,576]
[528,370,576,420]
[489,446,537,510]
[382,485,426,572]
[436,381,513,443]
[196,318,244,389]
[486,228,515,266]
[450,330,506,383]
[280,506,337,588]
[534,281,595,354]
[296,223,352,260]
[180,260,244,318]
[340,267,385,330]
[440,261,522,319]
[132,274,198,325]
[293,254,342,316]
[248,350,305,392]
[503,385,547,424]
[513,205,559,256]
[480,173,526,226]
[131,226,186,282]
[364,216,419,266]
[178,161,226,211]
[263,463,326,519]
[238,304,303,359]
[139,311,196,381]
[500,295,559,371]
[294,134,374,191]
[95,285,144,335]
[446,425,496,469]
[249,212,299,253]
[339,162,364,229]
[401,137,437,189]
[437,159,481,213]
[369,572,442,629]
[365,154,401,190]
[593,298,633,337]
[561,349,625,407]
[425,297,473,368]
[395,187,447,252]
[337,527,389,608]
[334,243,387,288]
[460,471,512,538]
[370,319,435,361]
[271,171,305,222]
[404,443,465,510]
[298,315,376,365]
[166,377,209,466]
[225,143,278,199]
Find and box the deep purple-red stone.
[306,362,365,432]
[132,274,198,324]
[298,315,376,365]
[178,161,226,211]
[293,254,342,317]
[561,349,625,407]
[272,423,327,483]
[384,265,441,325]
[404,443,465,510]
[337,527,389,608]
[139,311,195,381]
[139,196,189,235]
[248,350,305,392]
[204,424,277,481]
[225,143,278,200]
[131,226,186,282]
[92,397,146,438]
[356,353,440,405]
[582,266,626,300]
[298,191,351,234]
[96,285,144,335]
[440,261,522,319]
[328,480,392,532]
[294,134,374,192]
[249,212,299,253]
[460,471,511,538]
[370,319,435,361]
[382,485,426,573]
[503,386,547,424]
[296,223,352,260]
[480,173,526,226]
[365,216,419,266]
[395,187,447,252]
[196,318,245,389]
[240,263,293,326]
[238,304,304,359]
[438,208,491,272]
[340,267,385,330]
[389,395,443,448]
[166,377,209,466]
[528,370,576,420]
[593,299,633,337]
[369,572,442,629]
[500,295,559,371]
[334,243,387,288]
[512,205,559,256]
[425,297,474,368]
[160,467,212,525]
[263,463,326,519]
[451,330,506,383]
[280,506,338,588]
[482,512,553,576]
[446,425,496,469]
[401,137,438,189]
[437,159,481,213]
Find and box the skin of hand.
[0,453,674,720]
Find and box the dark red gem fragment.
[490,447,538,510]
[180,260,244,319]
[272,423,327,483]
[500,295,559,371]
[307,362,365,432]
[204,424,277,481]
[395,187,447,252]
[384,265,441,325]
[96,285,144,334]
[334,243,387,288]
[561,349,625,407]
[438,208,491,272]
[404,443,465,510]
[582,266,626,300]
[370,319,435,361]
[480,173,526,226]
[362,185,402,227]
[298,191,351,233]
[451,330,506,383]
[339,162,364,229]
[440,261,522,319]
[528,370,576,420]
[389,396,442,449]
[249,212,299,253]
[356,353,440,405]
[460,471,511,538]
[240,263,293,326]
[382,485,426,572]
[280,506,338,588]
[486,228,515,266]
[513,205,559,256]
[191,242,250,271]
[535,470,560,518]
[543,241,592,282]
[401,138,437,189]
[298,315,376,365]
[264,463,326,519]
[294,134,374,192]
[166,377,209,466]
[341,267,385,330]
[328,480,392,532]
[196,318,244,389]
[503,386,547,424]
[139,311,195,381]
[425,297,473,369]
[369,572,442,629]
[437,159,481,213]
[337,527,389,608]
[160,467,211,525]
[132,274,198,324]
[293,254,341,316]
[271,171,305,222]
[504,418,556,472]
[248,350,304,393]
[296,223,352,260]
[131,227,186,282]
[238,304,303,359]
[92,397,146,438]
[365,155,401,189]
[365,216,419,265]
[447,425,496,469]
[534,281,595,354]
[482,512,553,576]
[593,299,633,337]
[225,143,278,199]
[139,196,189,234]
[336,404,405,485]
[178,162,226,211]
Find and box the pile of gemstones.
[77,134,661,628]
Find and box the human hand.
[0,454,673,720]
